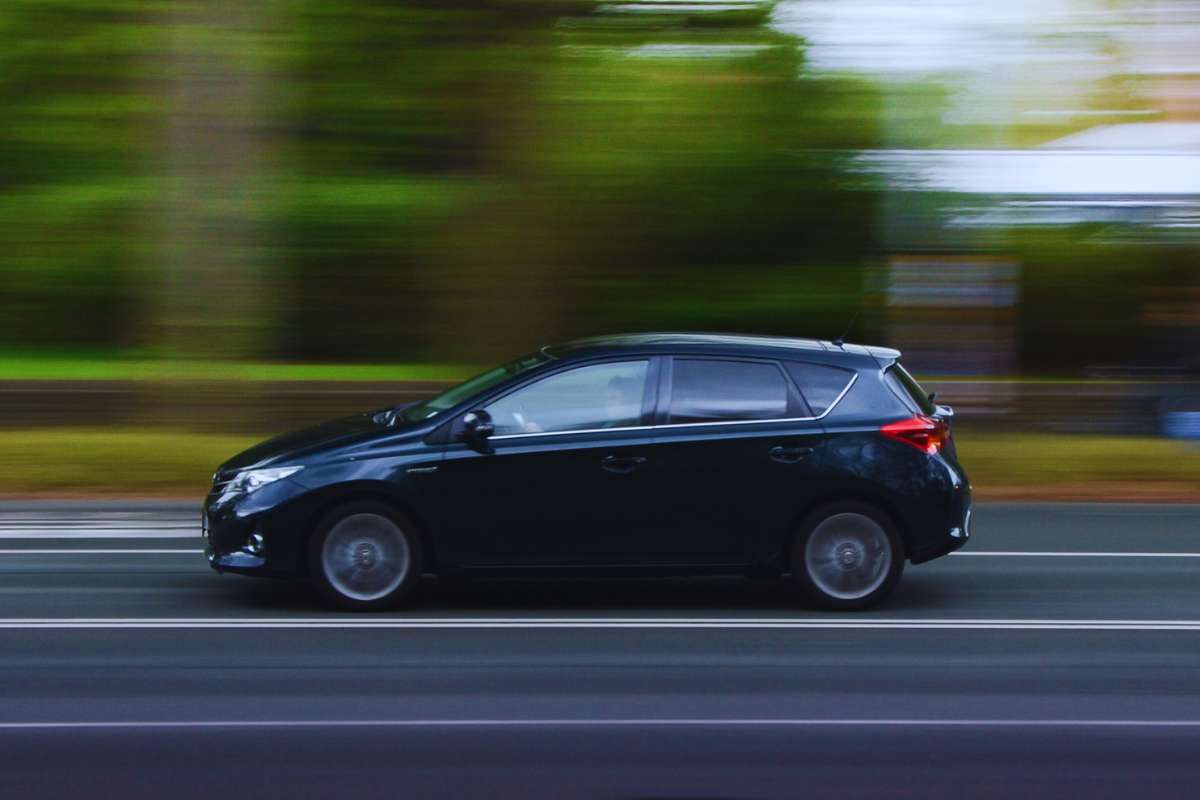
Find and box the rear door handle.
[769,445,813,464]
[601,455,647,474]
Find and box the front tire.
[308,501,423,611]
[791,502,904,610]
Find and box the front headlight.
[224,466,303,496]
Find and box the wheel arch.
[780,490,912,574]
[301,482,437,576]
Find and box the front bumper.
[207,548,267,572]
[203,504,268,574]
[202,477,312,578]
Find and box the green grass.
[0,354,1176,386]
[955,431,1200,490]
[0,356,477,383]
[0,429,261,496]
[0,427,1195,498]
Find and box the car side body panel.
[203,334,971,583]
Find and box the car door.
[430,358,661,568]
[644,356,829,566]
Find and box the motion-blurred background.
[1,0,1197,498]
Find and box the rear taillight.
[880,415,949,455]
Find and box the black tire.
[308,501,424,611]
[790,501,905,611]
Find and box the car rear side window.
[885,364,937,416]
[783,362,855,416]
[668,359,789,424]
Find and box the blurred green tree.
[0,0,889,364]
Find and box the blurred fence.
[3,378,1197,437]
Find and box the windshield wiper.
[374,400,421,427]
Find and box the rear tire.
[790,502,904,610]
[308,501,423,611]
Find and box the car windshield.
[398,352,550,423]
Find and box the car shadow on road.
[211,572,953,615]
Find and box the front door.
[433,358,660,567]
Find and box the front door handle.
[769,445,813,464]
[601,455,647,474]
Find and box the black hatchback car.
[204,333,971,610]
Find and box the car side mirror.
[461,410,495,454]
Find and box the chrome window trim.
[491,423,652,441]
[489,372,858,442]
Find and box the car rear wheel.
[309,502,423,611]
[791,502,904,610]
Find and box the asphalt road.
[3,501,1200,799]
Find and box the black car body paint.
[204,333,971,598]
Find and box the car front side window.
[485,360,650,436]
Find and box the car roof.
[542,332,900,367]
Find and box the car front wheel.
[309,502,423,611]
[791,502,904,610]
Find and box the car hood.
[217,411,401,475]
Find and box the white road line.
[1,545,1198,556]
[0,525,196,530]
[0,521,195,526]
[0,532,198,540]
[0,549,203,555]
[2,618,1200,631]
[2,718,1200,731]
[0,528,196,533]
[0,521,196,525]
[953,551,1200,558]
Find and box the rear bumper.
[909,494,972,564]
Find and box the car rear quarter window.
[782,362,855,416]
[668,359,789,423]
[885,364,937,416]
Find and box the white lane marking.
[2,718,1200,731]
[954,551,1200,558]
[0,525,194,532]
[1,545,1197,556]
[3,618,1200,631]
[0,532,198,540]
[0,549,203,555]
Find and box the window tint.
[485,360,649,435]
[783,362,855,415]
[401,353,548,422]
[886,364,936,416]
[668,359,789,423]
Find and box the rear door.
[646,356,829,566]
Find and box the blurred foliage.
[0,0,1195,373]
[0,0,884,363]
[1015,232,1175,370]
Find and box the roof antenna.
[831,311,860,348]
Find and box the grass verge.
[0,428,1194,501]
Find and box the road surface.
[2,502,1199,798]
